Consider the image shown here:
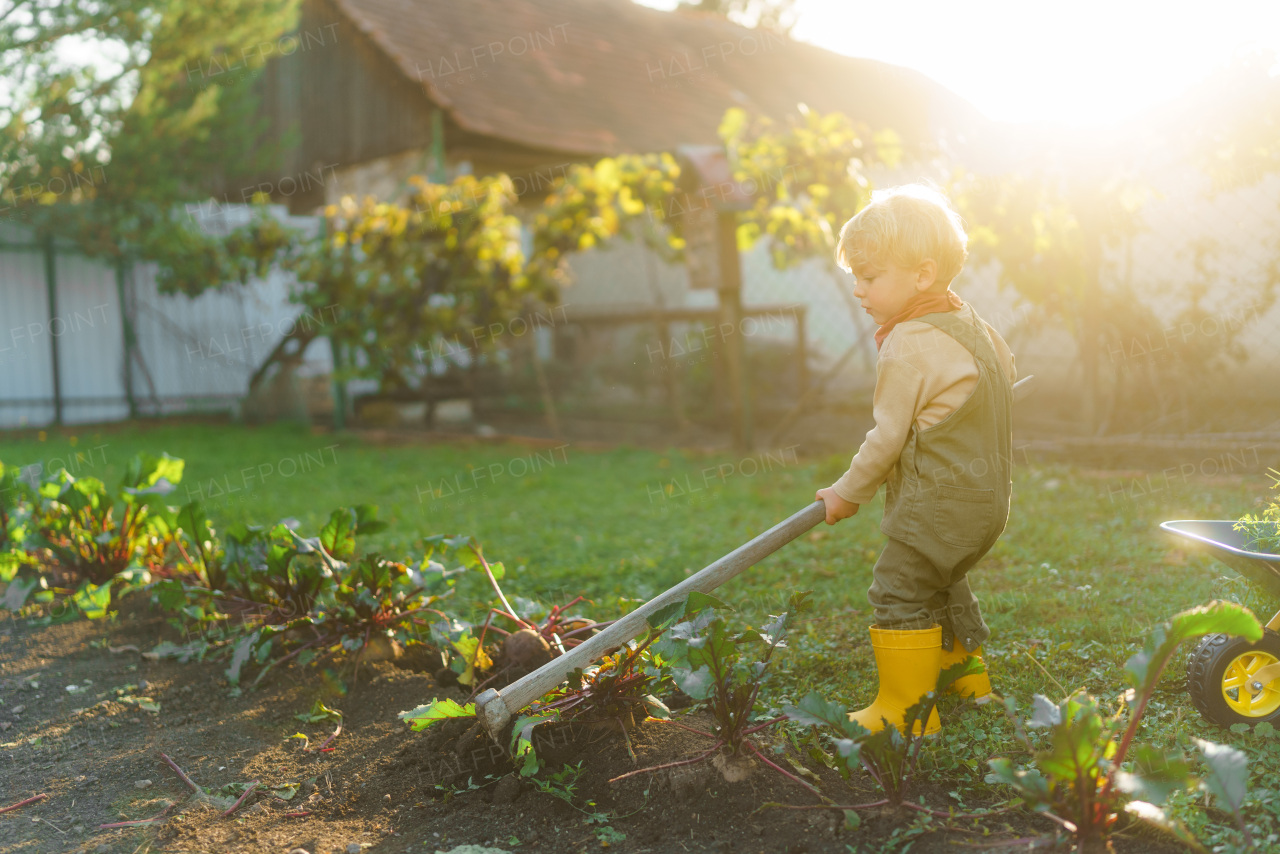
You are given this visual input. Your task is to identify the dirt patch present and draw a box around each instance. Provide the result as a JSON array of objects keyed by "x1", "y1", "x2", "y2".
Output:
[{"x1": 0, "y1": 599, "x2": 1187, "y2": 854}]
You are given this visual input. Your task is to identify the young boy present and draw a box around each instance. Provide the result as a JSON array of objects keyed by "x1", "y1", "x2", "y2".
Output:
[{"x1": 815, "y1": 183, "x2": 1016, "y2": 736}]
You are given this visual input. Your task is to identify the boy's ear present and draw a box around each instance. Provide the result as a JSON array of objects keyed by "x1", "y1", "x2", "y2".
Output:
[{"x1": 913, "y1": 259, "x2": 938, "y2": 292}]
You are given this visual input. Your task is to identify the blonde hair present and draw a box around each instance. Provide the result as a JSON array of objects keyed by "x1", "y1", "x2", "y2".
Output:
[{"x1": 835, "y1": 182, "x2": 968, "y2": 286}]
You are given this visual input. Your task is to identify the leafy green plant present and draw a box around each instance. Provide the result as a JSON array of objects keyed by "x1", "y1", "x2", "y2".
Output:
[
  {"x1": 33, "y1": 452, "x2": 184, "y2": 587},
  {"x1": 607, "y1": 590, "x2": 815, "y2": 790},
  {"x1": 985, "y1": 600, "x2": 1264, "y2": 852},
  {"x1": 0, "y1": 462, "x2": 43, "y2": 611},
  {"x1": 1236, "y1": 467, "x2": 1280, "y2": 553},
  {"x1": 289, "y1": 700, "x2": 343, "y2": 752},
  {"x1": 422, "y1": 536, "x2": 606, "y2": 692},
  {"x1": 777, "y1": 657, "x2": 984, "y2": 817},
  {"x1": 505, "y1": 634, "x2": 672, "y2": 777},
  {"x1": 155, "y1": 504, "x2": 466, "y2": 690},
  {"x1": 400, "y1": 632, "x2": 670, "y2": 780},
  {"x1": 0, "y1": 461, "x2": 36, "y2": 553}
]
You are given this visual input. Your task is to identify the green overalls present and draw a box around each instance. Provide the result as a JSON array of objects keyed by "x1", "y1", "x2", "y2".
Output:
[{"x1": 868, "y1": 308, "x2": 1013, "y2": 653}]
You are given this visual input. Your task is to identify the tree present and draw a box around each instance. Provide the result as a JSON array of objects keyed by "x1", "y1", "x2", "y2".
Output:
[
  {"x1": 189, "y1": 154, "x2": 687, "y2": 406},
  {"x1": 953, "y1": 158, "x2": 1279, "y2": 435},
  {"x1": 718, "y1": 105, "x2": 890, "y2": 269},
  {"x1": 1180, "y1": 48, "x2": 1280, "y2": 192},
  {"x1": 0, "y1": 0, "x2": 298, "y2": 266}
]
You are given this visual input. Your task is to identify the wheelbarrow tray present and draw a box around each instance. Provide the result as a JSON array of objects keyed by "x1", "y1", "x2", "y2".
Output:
[{"x1": 1161, "y1": 520, "x2": 1280, "y2": 599}]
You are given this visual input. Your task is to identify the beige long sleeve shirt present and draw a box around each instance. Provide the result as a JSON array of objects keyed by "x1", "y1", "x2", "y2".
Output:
[{"x1": 830, "y1": 303, "x2": 1017, "y2": 505}]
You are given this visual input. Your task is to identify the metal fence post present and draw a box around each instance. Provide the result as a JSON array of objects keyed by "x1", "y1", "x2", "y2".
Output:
[
  {"x1": 42, "y1": 234, "x2": 62, "y2": 425},
  {"x1": 115, "y1": 256, "x2": 138, "y2": 418},
  {"x1": 331, "y1": 336, "x2": 346, "y2": 430}
]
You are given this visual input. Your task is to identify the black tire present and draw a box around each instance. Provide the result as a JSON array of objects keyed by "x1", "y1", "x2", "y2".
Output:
[{"x1": 1186, "y1": 629, "x2": 1280, "y2": 728}]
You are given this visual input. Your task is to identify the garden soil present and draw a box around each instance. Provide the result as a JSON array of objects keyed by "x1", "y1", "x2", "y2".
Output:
[{"x1": 0, "y1": 600, "x2": 1187, "y2": 854}]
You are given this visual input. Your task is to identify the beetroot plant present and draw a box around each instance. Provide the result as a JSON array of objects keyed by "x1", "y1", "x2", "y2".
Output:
[
  {"x1": 986, "y1": 600, "x2": 1263, "y2": 853},
  {"x1": 607, "y1": 589, "x2": 817, "y2": 789},
  {"x1": 776, "y1": 657, "x2": 984, "y2": 816},
  {"x1": 34, "y1": 453, "x2": 184, "y2": 583},
  {"x1": 428, "y1": 534, "x2": 606, "y2": 692},
  {"x1": 154, "y1": 504, "x2": 463, "y2": 691}
]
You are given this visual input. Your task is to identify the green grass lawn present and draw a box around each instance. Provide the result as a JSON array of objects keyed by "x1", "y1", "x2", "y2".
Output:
[{"x1": 4, "y1": 419, "x2": 1277, "y2": 845}]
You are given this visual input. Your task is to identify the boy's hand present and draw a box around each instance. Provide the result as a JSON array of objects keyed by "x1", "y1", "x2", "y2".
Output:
[{"x1": 815, "y1": 487, "x2": 859, "y2": 525}]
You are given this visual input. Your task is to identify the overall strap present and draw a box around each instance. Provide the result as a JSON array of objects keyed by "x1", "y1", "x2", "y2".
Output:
[{"x1": 912, "y1": 310, "x2": 1001, "y2": 375}]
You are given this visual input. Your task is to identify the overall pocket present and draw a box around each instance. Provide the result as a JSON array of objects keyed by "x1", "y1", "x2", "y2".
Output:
[{"x1": 932, "y1": 483, "x2": 995, "y2": 548}]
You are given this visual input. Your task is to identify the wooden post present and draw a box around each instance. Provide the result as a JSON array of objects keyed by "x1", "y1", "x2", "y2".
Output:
[
  {"x1": 716, "y1": 210, "x2": 751, "y2": 451},
  {"x1": 795, "y1": 306, "x2": 809, "y2": 398},
  {"x1": 42, "y1": 234, "x2": 62, "y2": 426},
  {"x1": 114, "y1": 257, "x2": 138, "y2": 418},
  {"x1": 330, "y1": 337, "x2": 347, "y2": 430}
]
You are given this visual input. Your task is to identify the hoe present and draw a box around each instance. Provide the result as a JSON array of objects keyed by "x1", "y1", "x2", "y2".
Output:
[{"x1": 477, "y1": 374, "x2": 1038, "y2": 738}]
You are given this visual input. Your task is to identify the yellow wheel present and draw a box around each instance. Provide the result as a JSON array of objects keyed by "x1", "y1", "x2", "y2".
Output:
[
  {"x1": 1221, "y1": 649, "x2": 1280, "y2": 718},
  {"x1": 1188, "y1": 629, "x2": 1280, "y2": 727}
]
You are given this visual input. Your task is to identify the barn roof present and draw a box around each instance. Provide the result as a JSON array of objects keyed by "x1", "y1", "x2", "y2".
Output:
[{"x1": 326, "y1": 0, "x2": 988, "y2": 158}]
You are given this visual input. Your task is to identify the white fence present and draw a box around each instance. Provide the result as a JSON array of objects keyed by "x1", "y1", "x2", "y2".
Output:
[{"x1": 0, "y1": 207, "x2": 332, "y2": 429}]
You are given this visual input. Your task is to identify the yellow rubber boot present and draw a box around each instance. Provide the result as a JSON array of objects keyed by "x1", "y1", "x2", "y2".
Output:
[
  {"x1": 939, "y1": 638, "x2": 993, "y2": 703},
  {"x1": 848, "y1": 625, "x2": 943, "y2": 736}
]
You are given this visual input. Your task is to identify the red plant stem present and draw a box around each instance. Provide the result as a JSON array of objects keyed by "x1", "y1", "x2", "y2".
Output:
[
  {"x1": 99, "y1": 803, "x2": 175, "y2": 829},
  {"x1": 1099, "y1": 649, "x2": 1179, "y2": 807},
  {"x1": 743, "y1": 740, "x2": 826, "y2": 801},
  {"x1": 251, "y1": 636, "x2": 328, "y2": 687},
  {"x1": 650, "y1": 718, "x2": 717, "y2": 739},
  {"x1": 98, "y1": 817, "x2": 164, "y2": 829},
  {"x1": 222, "y1": 781, "x2": 259, "y2": 817},
  {"x1": 607, "y1": 742, "x2": 724, "y2": 784},
  {"x1": 314, "y1": 723, "x2": 342, "y2": 752},
  {"x1": 475, "y1": 610, "x2": 498, "y2": 658},
  {"x1": 741, "y1": 715, "x2": 787, "y2": 735},
  {"x1": 282, "y1": 810, "x2": 312, "y2": 818},
  {"x1": 159, "y1": 752, "x2": 201, "y2": 793},
  {"x1": 174, "y1": 538, "x2": 196, "y2": 570},
  {"x1": 0, "y1": 793, "x2": 48, "y2": 814},
  {"x1": 548, "y1": 596, "x2": 586, "y2": 619},
  {"x1": 471, "y1": 546, "x2": 530, "y2": 629},
  {"x1": 767, "y1": 799, "x2": 891, "y2": 813}
]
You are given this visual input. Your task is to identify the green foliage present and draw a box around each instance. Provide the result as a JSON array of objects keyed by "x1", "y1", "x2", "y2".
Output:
[
  {"x1": 205, "y1": 154, "x2": 687, "y2": 399},
  {"x1": 654, "y1": 589, "x2": 811, "y2": 751},
  {"x1": 952, "y1": 150, "x2": 1278, "y2": 433},
  {"x1": 782, "y1": 658, "x2": 980, "y2": 808},
  {"x1": 399, "y1": 698, "x2": 475, "y2": 732},
  {"x1": 1, "y1": 0, "x2": 299, "y2": 274},
  {"x1": 985, "y1": 600, "x2": 1263, "y2": 850},
  {"x1": 1235, "y1": 468, "x2": 1280, "y2": 554},
  {"x1": 31, "y1": 451, "x2": 184, "y2": 586},
  {"x1": 718, "y1": 105, "x2": 880, "y2": 270}
]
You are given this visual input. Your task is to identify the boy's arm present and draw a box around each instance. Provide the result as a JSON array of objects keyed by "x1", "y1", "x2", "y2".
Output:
[{"x1": 829, "y1": 355, "x2": 925, "y2": 505}]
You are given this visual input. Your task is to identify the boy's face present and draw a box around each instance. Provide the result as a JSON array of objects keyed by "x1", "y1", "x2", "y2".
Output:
[{"x1": 850, "y1": 259, "x2": 938, "y2": 326}]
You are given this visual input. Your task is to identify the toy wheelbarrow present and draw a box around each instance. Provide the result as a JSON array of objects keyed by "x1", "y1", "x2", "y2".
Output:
[{"x1": 1161, "y1": 520, "x2": 1280, "y2": 727}]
